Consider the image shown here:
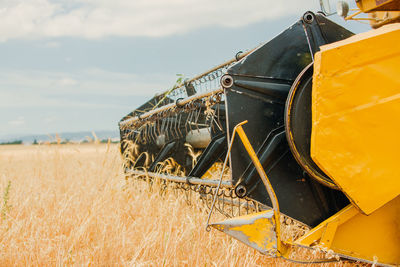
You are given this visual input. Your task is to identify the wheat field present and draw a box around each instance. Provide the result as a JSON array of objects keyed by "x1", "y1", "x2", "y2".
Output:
[{"x1": 0, "y1": 144, "x2": 357, "y2": 266}]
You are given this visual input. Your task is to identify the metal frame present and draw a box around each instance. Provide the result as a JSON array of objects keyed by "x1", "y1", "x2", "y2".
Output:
[{"x1": 125, "y1": 169, "x2": 232, "y2": 188}]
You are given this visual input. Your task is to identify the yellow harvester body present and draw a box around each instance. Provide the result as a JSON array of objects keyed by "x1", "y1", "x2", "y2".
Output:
[
  {"x1": 308, "y1": 22, "x2": 400, "y2": 265},
  {"x1": 212, "y1": 2, "x2": 400, "y2": 265},
  {"x1": 311, "y1": 23, "x2": 400, "y2": 215}
]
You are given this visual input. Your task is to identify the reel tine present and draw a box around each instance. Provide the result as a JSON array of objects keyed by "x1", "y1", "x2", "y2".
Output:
[
  {"x1": 157, "y1": 118, "x2": 161, "y2": 137},
  {"x1": 152, "y1": 122, "x2": 157, "y2": 143},
  {"x1": 177, "y1": 113, "x2": 183, "y2": 138},
  {"x1": 170, "y1": 115, "x2": 175, "y2": 139},
  {"x1": 165, "y1": 117, "x2": 170, "y2": 140},
  {"x1": 145, "y1": 123, "x2": 149, "y2": 144},
  {"x1": 186, "y1": 109, "x2": 192, "y2": 133},
  {"x1": 174, "y1": 114, "x2": 179, "y2": 139},
  {"x1": 160, "y1": 117, "x2": 166, "y2": 135},
  {"x1": 171, "y1": 115, "x2": 177, "y2": 139},
  {"x1": 165, "y1": 116, "x2": 170, "y2": 140},
  {"x1": 216, "y1": 98, "x2": 222, "y2": 130},
  {"x1": 195, "y1": 107, "x2": 201, "y2": 132},
  {"x1": 142, "y1": 124, "x2": 147, "y2": 143},
  {"x1": 169, "y1": 116, "x2": 174, "y2": 139},
  {"x1": 150, "y1": 122, "x2": 156, "y2": 144}
]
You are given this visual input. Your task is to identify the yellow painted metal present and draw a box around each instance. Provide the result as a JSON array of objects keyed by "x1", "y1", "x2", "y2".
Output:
[
  {"x1": 295, "y1": 196, "x2": 400, "y2": 265},
  {"x1": 344, "y1": 0, "x2": 400, "y2": 28},
  {"x1": 319, "y1": 219, "x2": 338, "y2": 249},
  {"x1": 345, "y1": 9, "x2": 363, "y2": 20},
  {"x1": 356, "y1": 0, "x2": 400, "y2": 12},
  {"x1": 205, "y1": 120, "x2": 246, "y2": 229},
  {"x1": 211, "y1": 210, "x2": 278, "y2": 255},
  {"x1": 209, "y1": 122, "x2": 286, "y2": 255},
  {"x1": 311, "y1": 23, "x2": 400, "y2": 215},
  {"x1": 368, "y1": 11, "x2": 400, "y2": 28},
  {"x1": 235, "y1": 124, "x2": 284, "y2": 255},
  {"x1": 295, "y1": 205, "x2": 358, "y2": 247},
  {"x1": 211, "y1": 120, "x2": 400, "y2": 264}
]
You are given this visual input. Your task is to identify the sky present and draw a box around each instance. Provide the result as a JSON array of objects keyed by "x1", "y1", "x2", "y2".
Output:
[{"x1": 0, "y1": 0, "x2": 369, "y2": 138}]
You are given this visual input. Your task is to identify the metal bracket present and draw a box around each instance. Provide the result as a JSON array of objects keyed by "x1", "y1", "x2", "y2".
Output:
[
  {"x1": 207, "y1": 120, "x2": 286, "y2": 256},
  {"x1": 294, "y1": 205, "x2": 358, "y2": 248}
]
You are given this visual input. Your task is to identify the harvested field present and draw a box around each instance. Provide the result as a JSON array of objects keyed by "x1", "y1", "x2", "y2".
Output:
[{"x1": 0, "y1": 144, "x2": 358, "y2": 266}]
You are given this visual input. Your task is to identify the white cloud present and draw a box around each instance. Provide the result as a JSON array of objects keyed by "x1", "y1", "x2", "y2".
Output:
[
  {"x1": 57, "y1": 77, "x2": 78, "y2": 86},
  {"x1": 0, "y1": 68, "x2": 173, "y2": 108},
  {"x1": 0, "y1": 0, "x2": 318, "y2": 41},
  {"x1": 8, "y1": 116, "x2": 25, "y2": 126}
]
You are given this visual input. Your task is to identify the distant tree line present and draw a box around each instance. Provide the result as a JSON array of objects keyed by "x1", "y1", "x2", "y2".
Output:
[
  {"x1": 0, "y1": 138, "x2": 119, "y2": 145},
  {"x1": 0, "y1": 140, "x2": 23, "y2": 145}
]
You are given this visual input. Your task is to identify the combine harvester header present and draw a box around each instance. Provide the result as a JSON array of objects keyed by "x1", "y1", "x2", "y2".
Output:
[{"x1": 119, "y1": 0, "x2": 400, "y2": 265}]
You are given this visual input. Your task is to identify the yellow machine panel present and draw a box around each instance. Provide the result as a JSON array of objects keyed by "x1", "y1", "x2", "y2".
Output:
[
  {"x1": 329, "y1": 197, "x2": 400, "y2": 264},
  {"x1": 295, "y1": 196, "x2": 400, "y2": 265},
  {"x1": 211, "y1": 210, "x2": 278, "y2": 256},
  {"x1": 311, "y1": 23, "x2": 400, "y2": 215},
  {"x1": 356, "y1": 0, "x2": 400, "y2": 12},
  {"x1": 368, "y1": 11, "x2": 400, "y2": 28}
]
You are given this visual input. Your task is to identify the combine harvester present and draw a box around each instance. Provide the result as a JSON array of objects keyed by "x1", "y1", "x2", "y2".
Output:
[{"x1": 120, "y1": 0, "x2": 400, "y2": 265}]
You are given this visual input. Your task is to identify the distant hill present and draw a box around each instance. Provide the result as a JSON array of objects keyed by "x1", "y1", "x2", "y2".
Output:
[{"x1": 0, "y1": 130, "x2": 119, "y2": 144}]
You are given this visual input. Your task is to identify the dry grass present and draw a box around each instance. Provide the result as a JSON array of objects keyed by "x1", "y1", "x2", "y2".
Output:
[{"x1": 0, "y1": 144, "x2": 356, "y2": 266}]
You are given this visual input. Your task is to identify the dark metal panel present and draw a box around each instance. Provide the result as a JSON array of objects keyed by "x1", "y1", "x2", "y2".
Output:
[
  {"x1": 224, "y1": 13, "x2": 353, "y2": 227},
  {"x1": 188, "y1": 133, "x2": 227, "y2": 178},
  {"x1": 227, "y1": 21, "x2": 311, "y2": 80},
  {"x1": 314, "y1": 13, "x2": 354, "y2": 44},
  {"x1": 226, "y1": 84, "x2": 286, "y2": 184}
]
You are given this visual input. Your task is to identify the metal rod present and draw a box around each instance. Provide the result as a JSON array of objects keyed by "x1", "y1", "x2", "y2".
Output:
[
  {"x1": 119, "y1": 88, "x2": 223, "y2": 126},
  {"x1": 119, "y1": 48, "x2": 258, "y2": 127},
  {"x1": 344, "y1": 9, "x2": 362, "y2": 20},
  {"x1": 205, "y1": 120, "x2": 247, "y2": 231},
  {"x1": 125, "y1": 169, "x2": 232, "y2": 188},
  {"x1": 185, "y1": 49, "x2": 254, "y2": 84},
  {"x1": 199, "y1": 194, "x2": 269, "y2": 212}
]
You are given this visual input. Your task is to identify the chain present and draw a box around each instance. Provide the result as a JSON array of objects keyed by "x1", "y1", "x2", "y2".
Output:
[
  {"x1": 127, "y1": 172, "x2": 265, "y2": 218},
  {"x1": 168, "y1": 64, "x2": 232, "y2": 100},
  {"x1": 119, "y1": 59, "x2": 233, "y2": 132}
]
